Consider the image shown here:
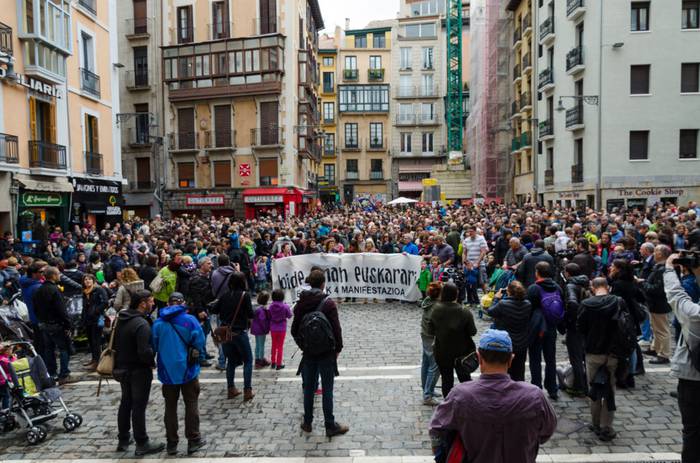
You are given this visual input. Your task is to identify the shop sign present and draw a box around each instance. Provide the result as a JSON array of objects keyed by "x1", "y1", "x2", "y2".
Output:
[
  {"x1": 186, "y1": 194, "x2": 226, "y2": 206},
  {"x1": 422, "y1": 178, "x2": 438, "y2": 186},
  {"x1": 74, "y1": 182, "x2": 120, "y2": 194},
  {"x1": 558, "y1": 191, "x2": 581, "y2": 199},
  {"x1": 616, "y1": 187, "x2": 685, "y2": 197},
  {"x1": 21, "y1": 193, "x2": 63, "y2": 207},
  {"x1": 0, "y1": 71, "x2": 63, "y2": 98},
  {"x1": 106, "y1": 206, "x2": 122, "y2": 216},
  {"x1": 244, "y1": 195, "x2": 283, "y2": 204},
  {"x1": 239, "y1": 163, "x2": 252, "y2": 177}
]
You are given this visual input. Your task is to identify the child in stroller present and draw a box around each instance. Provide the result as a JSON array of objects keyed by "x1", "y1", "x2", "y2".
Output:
[{"x1": 0, "y1": 341, "x2": 82, "y2": 445}]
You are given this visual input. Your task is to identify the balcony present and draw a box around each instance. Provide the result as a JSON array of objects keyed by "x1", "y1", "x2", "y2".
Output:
[
  {"x1": 85, "y1": 151, "x2": 103, "y2": 175},
  {"x1": 128, "y1": 181, "x2": 156, "y2": 192},
  {"x1": 28, "y1": 141, "x2": 67, "y2": 170},
  {"x1": 251, "y1": 127, "x2": 283, "y2": 147},
  {"x1": 125, "y1": 70, "x2": 151, "y2": 90},
  {"x1": 346, "y1": 171, "x2": 359, "y2": 181},
  {"x1": 566, "y1": 46, "x2": 584, "y2": 74},
  {"x1": 342, "y1": 139, "x2": 361, "y2": 151},
  {"x1": 209, "y1": 22, "x2": 233, "y2": 40},
  {"x1": 78, "y1": 0, "x2": 96, "y2": 15},
  {"x1": 520, "y1": 92, "x2": 532, "y2": 111},
  {"x1": 566, "y1": 105, "x2": 584, "y2": 130},
  {"x1": 80, "y1": 68, "x2": 101, "y2": 98},
  {"x1": 539, "y1": 119, "x2": 553, "y2": 139},
  {"x1": 571, "y1": 164, "x2": 583, "y2": 183},
  {"x1": 0, "y1": 22, "x2": 12, "y2": 56},
  {"x1": 567, "y1": 0, "x2": 585, "y2": 21},
  {"x1": 513, "y1": 29, "x2": 522, "y2": 47},
  {"x1": 125, "y1": 18, "x2": 151, "y2": 38},
  {"x1": 322, "y1": 115, "x2": 335, "y2": 125},
  {"x1": 168, "y1": 132, "x2": 200, "y2": 151},
  {"x1": 367, "y1": 137, "x2": 386, "y2": 151},
  {"x1": 418, "y1": 113, "x2": 438, "y2": 125},
  {"x1": 511, "y1": 138, "x2": 521, "y2": 153},
  {"x1": 368, "y1": 68, "x2": 385, "y2": 82},
  {"x1": 544, "y1": 169, "x2": 554, "y2": 186},
  {"x1": 520, "y1": 131, "x2": 532, "y2": 149},
  {"x1": 522, "y1": 13, "x2": 532, "y2": 35},
  {"x1": 322, "y1": 83, "x2": 335, "y2": 94},
  {"x1": 539, "y1": 17, "x2": 555, "y2": 44},
  {"x1": 369, "y1": 171, "x2": 384, "y2": 180},
  {"x1": 0, "y1": 133, "x2": 19, "y2": 164},
  {"x1": 396, "y1": 114, "x2": 417, "y2": 125},
  {"x1": 395, "y1": 85, "x2": 440, "y2": 99},
  {"x1": 511, "y1": 100, "x2": 521, "y2": 119},
  {"x1": 522, "y1": 52, "x2": 532, "y2": 74},
  {"x1": 513, "y1": 64, "x2": 521, "y2": 81},
  {"x1": 538, "y1": 68, "x2": 554, "y2": 91},
  {"x1": 126, "y1": 127, "x2": 151, "y2": 148},
  {"x1": 205, "y1": 130, "x2": 236, "y2": 149},
  {"x1": 343, "y1": 69, "x2": 359, "y2": 81}
]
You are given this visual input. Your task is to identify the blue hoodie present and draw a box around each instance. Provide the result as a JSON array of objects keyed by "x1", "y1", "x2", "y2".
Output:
[
  {"x1": 152, "y1": 305, "x2": 206, "y2": 385},
  {"x1": 20, "y1": 276, "x2": 42, "y2": 325}
]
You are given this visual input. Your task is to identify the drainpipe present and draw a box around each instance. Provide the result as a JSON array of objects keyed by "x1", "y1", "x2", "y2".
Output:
[{"x1": 596, "y1": 1, "x2": 604, "y2": 210}]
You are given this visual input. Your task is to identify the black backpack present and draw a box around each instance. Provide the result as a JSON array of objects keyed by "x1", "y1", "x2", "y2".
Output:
[
  {"x1": 610, "y1": 301, "x2": 638, "y2": 358},
  {"x1": 296, "y1": 297, "x2": 335, "y2": 356}
]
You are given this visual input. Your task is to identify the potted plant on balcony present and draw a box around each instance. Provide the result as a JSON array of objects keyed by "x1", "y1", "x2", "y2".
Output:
[{"x1": 372, "y1": 136, "x2": 380, "y2": 148}]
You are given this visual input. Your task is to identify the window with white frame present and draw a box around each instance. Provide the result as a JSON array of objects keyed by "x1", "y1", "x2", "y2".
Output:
[
  {"x1": 399, "y1": 75, "x2": 412, "y2": 96},
  {"x1": 400, "y1": 47, "x2": 412, "y2": 69},
  {"x1": 369, "y1": 55, "x2": 382, "y2": 70},
  {"x1": 411, "y1": 0, "x2": 439, "y2": 17},
  {"x1": 344, "y1": 55, "x2": 357, "y2": 70},
  {"x1": 422, "y1": 47, "x2": 434, "y2": 69},
  {"x1": 403, "y1": 23, "x2": 437, "y2": 39},
  {"x1": 400, "y1": 132, "x2": 412, "y2": 154},
  {"x1": 369, "y1": 123, "x2": 383, "y2": 147},
  {"x1": 398, "y1": 103, "x2": 413, "y2": 123},
  {"x1": 422, "y1": 132, "x2": 434, "y2": 154},
  {"x1": 323, "y1": 102, "x2": 335, "y2": 122},
  {"x1": 421, "y1": 74, "x2": 434, "y2": 95},
  {"x1": 421, "y1": 103, "x2": 435, "y2": 122}
]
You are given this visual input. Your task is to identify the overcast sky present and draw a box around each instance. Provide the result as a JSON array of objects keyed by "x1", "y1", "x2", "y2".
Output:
[{"x1": 317, "y1": 0, "x2": 399, "y2": 33}]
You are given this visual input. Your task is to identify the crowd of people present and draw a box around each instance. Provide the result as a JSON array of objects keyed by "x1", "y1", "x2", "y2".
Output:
[{"x1": 0, "y1": 198, "x2": 698, "y2": 461}]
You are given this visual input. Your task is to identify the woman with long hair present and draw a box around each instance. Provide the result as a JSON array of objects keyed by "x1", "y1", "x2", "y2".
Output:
[
  {"x1": 82, "y1": 273, "x2": 109, "y2": 371},
  {"x1": 113, "y1": 267, "x2": 145, "y2": 312}
]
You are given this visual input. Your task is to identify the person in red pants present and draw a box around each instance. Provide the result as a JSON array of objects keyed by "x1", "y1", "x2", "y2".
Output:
[{"x1": 268, "y1": 289, "x2": 292, "y2": 370}]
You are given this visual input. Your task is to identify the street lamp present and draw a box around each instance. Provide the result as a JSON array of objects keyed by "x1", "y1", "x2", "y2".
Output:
[{"x1": 555, "y1": 95, "x2": 600, "y2": 112}]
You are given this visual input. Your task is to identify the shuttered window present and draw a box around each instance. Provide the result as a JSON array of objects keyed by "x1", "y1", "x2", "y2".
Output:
[
  {"x1": 259, "y1": 158, "x2": 278, "y2": 186},
  {"x1": 214, "y1": 105, "x2": 231, "y2": 147},
  {"x1": 630, "y1": 65, "x2": 650, "y2": 94},
  {"x1": 178, "y1": 162, "x2": 195, "y2": 188},
  {"x1": 136, "y1": 158, "x2": 150, "y2": 185},
  {"x1": 213, "y1": 160, "x2": 231, "y2": 186},
  {"x1": 178, "y1": 107, "x2": 195, "y2": 149}
]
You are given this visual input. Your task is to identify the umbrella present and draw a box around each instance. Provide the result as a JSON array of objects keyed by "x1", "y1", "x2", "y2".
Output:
[{"x1": 387, "y1": 197, "x2": 419, "y2": 206}]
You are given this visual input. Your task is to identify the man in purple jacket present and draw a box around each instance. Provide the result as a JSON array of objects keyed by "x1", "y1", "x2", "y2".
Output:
[{"x1": 429, "y1": 329, "x2": 557, "y2": 463}]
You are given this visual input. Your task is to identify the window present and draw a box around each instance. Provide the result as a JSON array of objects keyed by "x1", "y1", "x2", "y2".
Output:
[
  {"x1": 323, "y1": 56, "x2": 334, "y2": 66},
  {"x1": 629, "y1": 130, "x2": 649, "y2": 160},
  {"x1": 680, "y1": 129, "x2": 698, "y2": 159},
  {"x1": 324, "y1": 133, "x2": 335, "y2": 153},
  {"x1": 401, "y1": 132, "x2": 412, "y2": 154},
  {"x1": 212, "y1": 1, "x2": 230, "y2": 39},
  {"x1": 324, "y1": 164, "x2": 336, "y2": 182},
  {"x1": 133, "y1": 0, "x2": 148, "y2": 34},
  {"x1": 135, "y1": 157, "x2": 151, "y2": 188},
  {"x1": 323, "y1": 102, "x2": 334, "y2": 122},
  {"x1": 403, "y1": 23, "x2": 437, "y2": 39},
  {"x1": 421, "y1": 74, "x2": 434, "y2": 95},
  {"x1": 133, "y1": 46, "x2": 148, "y2": 86},
  {"x1": 177, "y1": 6, "x2": 193, "y2": 43},
  {"x1": 134, "y1": 103, "x2": 149, "y2": 144},
  {"x1": 574, "y1": 139, "x2": 583, "y2": 166},
  {"x1": 213, "y1": 160, "x2": 231, "y2": 187},
  {"x1": 369, "y1": 122, "x2": 383, "y2": 147},
  {"x1": 630, "y1": 65, "x2": 650, "y2": 94},
  {"x1": 346, "y1": 159, "x2": 358, "y2": 172},
  {"x1": 344, "y1": 55, "x2": 357, "y2": 70},
  {"x1": 259, "y1": 158, "x2": 278, "y2": 185},
  {"x1": 322, "y1": 71, "x2": 334, "y2": 92},
  {"x1": 373, "y1": 33, "x2": 386, "y2": 48},
  {"x1": 344, "y1": 123, "x2": 358, "y2": 148},
  {"x1": 422, "y1": 132, "x2": 434, "y2": 153},
  {"x1": 354, "y1": 34, "x2": 367, "y2": 48},
  {"x1": 178, "y1": 162, "x2": 195, "y2": 188},
  {"x1": 631, "y1": 2, "x2": 650, "y2": 31},
  {"x1": 259, "y1": 0, "x2": 277, "y2": 34},
  {"x1": 681, "y1": 63, "x2": 700, "y2": 93},
  {"x1": 369, "y1": 55, "x2": 382, "y2": 70},
  {"x1": 338, "y1": 85, "x2": 390, "y2": 112},
  {"x1": 80, "y1": 31, "x2": 94, "y2": 71},
  {"x1": 400, "y1": 47, "x2": 411, "y2": 69},
  {"x1": 370, "y1": 159, "x2": 383, "y2": 176},
  {"x1": 682, "y1": 1, "x2": 699, "y2": 29},
  {"x1": 546, "y1": 147, "x2": 554, "y2": 169},
  {"x1": 421, "y1": 103, "x2": 435, "y2": 122},
  {"x1": 422, "y1": 47, "x2": 433, "y2": 69},
  {"x1": 411, "y1": 0, "x2": 438, "y2": 16}
]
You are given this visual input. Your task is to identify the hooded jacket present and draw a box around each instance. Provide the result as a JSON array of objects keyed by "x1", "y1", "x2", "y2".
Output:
[
  {"x1": 564, "y1": 275, "x2": 590, "y2": 333},
  {"x1": 20, "y1": 276, "x2": 42, "y2": 325},
  {"x1": 113, "y1": 280, "x2": 145, "y2": 312},
  {"x1": 429, "y1": 301, "x2": 477, "y2": 368},
  {"x1": 152, "y1": 304, "x2": 206, "y2": 385},
  {"x1": 113, "y1": 308, "x2": 155, "y2": 372},
  {"x1": 577, "y1": 294, "x2": 622, "y2": 355},
  {"x1": 517, "y1": 248, "x2": 554, "y2": 287},
  {"x1": 211, "y1": 265, "x2": 235, "y2": 299},
  {"x1": 526, "y1": 278, "x2": 562, "y2": 330},
  {"x1": 487, "y1": 296, "x2": 532, "y2": 352},
  {"x1": 291, "y1": 288, "x2": 343, "y2": 359}
]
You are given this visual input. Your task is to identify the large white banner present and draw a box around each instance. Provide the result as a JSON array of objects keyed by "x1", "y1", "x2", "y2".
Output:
[{"x1": 271, "y1": 253, "x2": 423, "y2": 303}]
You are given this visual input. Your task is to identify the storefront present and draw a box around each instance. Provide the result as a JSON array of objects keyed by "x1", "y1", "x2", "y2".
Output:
[
  {"x1": 70, "y1": 178, "x2": 124, "y2": 228},
  {"x1": 602, "y1": 186, "x2": 697, "y2": 211},
  {"x1": 242, "y1": 187, "x2": 309, "y2": 220},
  {"x1": 15, "y1": 175, "x2": 74, "y2": 241}
]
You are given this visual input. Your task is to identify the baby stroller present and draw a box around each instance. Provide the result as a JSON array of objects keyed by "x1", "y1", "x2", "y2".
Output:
[
  {"x1": 0, "y1": 293, "x2": 33, "y2": 342},
  {"x1": 0, "y1": 341, "x2": 83, "y2": 444}
]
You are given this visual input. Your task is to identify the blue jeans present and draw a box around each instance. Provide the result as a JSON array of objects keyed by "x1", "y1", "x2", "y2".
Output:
[
  {"x1": 421, "y1": 335, "x2": 440, "y2": 400},
  {"x1": 254, "y1": 335, "x2": 266, "y2": 360},
  {"x1": 301, "y1": 356, "x2": 336, "y2": 428},
  {"x1": 211, "y1": 315, "x2": 226, "y2": 369},
  {"x1": 222, "y1": 331, "x2": 253, "y2": 389},
  {"x1": 529, "y1": 325, "x2": 558, "y2": 396},
  {"x1": 641, "y1": 318, "x2": 652, "y2": 342},
  {"x1": 41, "y1": 327, "x2": 71, "y2": 379}
]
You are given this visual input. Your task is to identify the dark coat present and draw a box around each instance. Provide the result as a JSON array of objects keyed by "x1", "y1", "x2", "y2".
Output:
[
  {"x1": 517, "y1": 248, "x2": 554, "y2": 287},
  {"x1": 572, "y1": 252, "x2": 596, "y2": 279},
  {"x1": 82, "y1": 285, "x2": 109, "y2": 325},
  {"x1": 564, "y1": 275, "x2": 590, "y2": 333},
  {"x1": 32, "y1": 281, "x2": 71, "y2": 330},
  {"x1": 429, "y1": 301, "x2": 477, "y2": 368},
  {"x1": 291, "y1": 289, "x2": 343, "y2": 359},
  {"x1": 138, "y1": 265, "x2": 158, "y2": 289},
  {"x1": 610, "y1": 278, "x2": 646, "y2": 334},
  {"x1": 211, "y1": 290, "x2": 254, "y2": 332},
  {"x1": 487, "y1": 296, "x2": 532, "y2": 352},
  {"x1": 577, "y1": 294, "x2": 624, "y2": 355},
  {"x1": 113, "y1": 308, "x2": 156, "y2": 372},
  {"x1": 642, "y1": 263, "x2": 672, "y2": 314}
]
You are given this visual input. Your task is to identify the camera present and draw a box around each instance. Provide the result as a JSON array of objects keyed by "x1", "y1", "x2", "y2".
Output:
[{"x1": 673, "y1": 250, "x2": 700, "y2": 269}]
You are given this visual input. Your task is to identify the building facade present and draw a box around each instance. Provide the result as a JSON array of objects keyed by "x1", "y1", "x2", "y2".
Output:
[
  {"x1": 337, "y1": 23, "x2": 393, "y2": 203},
  {"x1": 391, "y1": 0, "x2": 447, "y2": 200},
  {"x1": 317, "y1": 34, "x2": 338, "y2": 203},
  {"x1": 535, "y1": 0, "x2": 700, "y2": 210},
  {"x1": 0, "y1": 0, "x2": 122, "y2": 236},
  {"x1": 160, "y1": 0, "x2": 323, "y2": 219},
  {"x1": 117, "y1": 0, "x2": 164, "y2": 219}
]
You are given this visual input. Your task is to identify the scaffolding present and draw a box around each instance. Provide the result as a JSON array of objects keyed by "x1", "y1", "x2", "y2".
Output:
[{"x1": 467, "y1": 0, "x2": 512, "y2": 200}]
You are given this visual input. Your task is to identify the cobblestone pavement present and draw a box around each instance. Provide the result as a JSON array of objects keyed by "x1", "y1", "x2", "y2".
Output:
[{"x1": 0, "y1": 301, "x2": 684, "y2": 460}]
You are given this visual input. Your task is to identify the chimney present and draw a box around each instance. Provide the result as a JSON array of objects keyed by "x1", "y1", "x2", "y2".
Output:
[{"x1": 345, "y1": 18, "x2": 350, "y2": 30}]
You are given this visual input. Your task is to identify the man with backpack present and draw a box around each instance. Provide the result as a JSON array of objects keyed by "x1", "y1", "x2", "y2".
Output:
[
  {"x1": 527, "y1": 261, "x2": 563, "y2": 400},
  {"x1": 290, "y1": 269, "x2": 349, "y2": 438},
  {"x1": 562, "y1": 263, "x2": 590, "y2": 397},
  {"x1": 151, "y1": 292, "x2": 207, "y2": 456}
]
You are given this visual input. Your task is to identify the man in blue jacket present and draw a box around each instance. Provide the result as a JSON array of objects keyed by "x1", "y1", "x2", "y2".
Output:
[{"x1": 152, "y1": 292, "x2": 206, "y2": 456}]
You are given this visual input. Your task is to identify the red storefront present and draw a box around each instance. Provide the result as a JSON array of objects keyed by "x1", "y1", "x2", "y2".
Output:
[{"x1": 242, "y1": 188, "x2": 311, "y2": 220}]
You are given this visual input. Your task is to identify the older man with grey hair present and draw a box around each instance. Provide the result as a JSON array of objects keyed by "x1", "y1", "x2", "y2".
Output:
[
  {"x1": 504, "y1": 237, "x2": 528, "y2": 269},
  {"x1": 642, "y1": 245, "x2": 673, "y2": 364}
]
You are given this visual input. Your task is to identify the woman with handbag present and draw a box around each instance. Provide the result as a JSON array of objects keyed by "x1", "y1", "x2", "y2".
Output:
[
  {"x1": 211, "y1": 272, "x2": 255, "y2": 400},
  {"x1": 429, "y1": 282, "x2": 477, "y2": 399},
  {"x1": 82, "y1": 273, "x2": 109, "y2": 372}
]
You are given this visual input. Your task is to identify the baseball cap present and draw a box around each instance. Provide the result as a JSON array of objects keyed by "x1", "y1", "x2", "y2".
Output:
[
  {"x1": 478, "y1": 329, "x2": 513, "y2": 353},
  {"x1": 168, "y1": 292, "x2": 185, "y2": 304}
]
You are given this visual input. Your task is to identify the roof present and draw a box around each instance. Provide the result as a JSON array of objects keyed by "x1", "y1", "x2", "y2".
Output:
[
  {"x1": 364, "y1": 19, "x2": 396, "y2": 29},
  {"x1": 309, "y1": 0, "x2": 324, "y2": 30},
  {"x1": 345, "y1": 26, "x2": 392, "y2": 36}
]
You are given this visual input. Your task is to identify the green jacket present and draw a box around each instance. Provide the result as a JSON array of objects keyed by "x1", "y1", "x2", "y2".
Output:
[
  {"x1": 153, "y1": 266, "x2": 177, "y2": 302},
  {"x1": 430, "y1": 301, "x2": 477, "y2": 368},
  {"x1": 418, "y1": 269, "x2": 432, "y2": 292}
]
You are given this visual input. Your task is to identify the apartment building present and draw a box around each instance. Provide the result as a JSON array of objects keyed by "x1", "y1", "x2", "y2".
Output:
[
  {"x1": 318, "y1": 34, "x2": 338, "y2": 203},
  {"x1": 336, "y1": 22, "x2": 393, "y2": 203},
  {"x1": 160, "y1": 0, "x2": 323, "y2": 219},
  {"x1": 507, "y1": 0, "x2": 535, "y2": 204},
  {"x1": 0, "y1": 0, "x2": 122, "y2": 235},
  {"x1": 535, "y1": 0, "x2": 700, "y2": 210},
  {"x1": 117, "y1": 0, "x2": 164, "y2": 219},
  {"x1": 391, "y1": 0, "x2": 447, "y2": 200}
]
